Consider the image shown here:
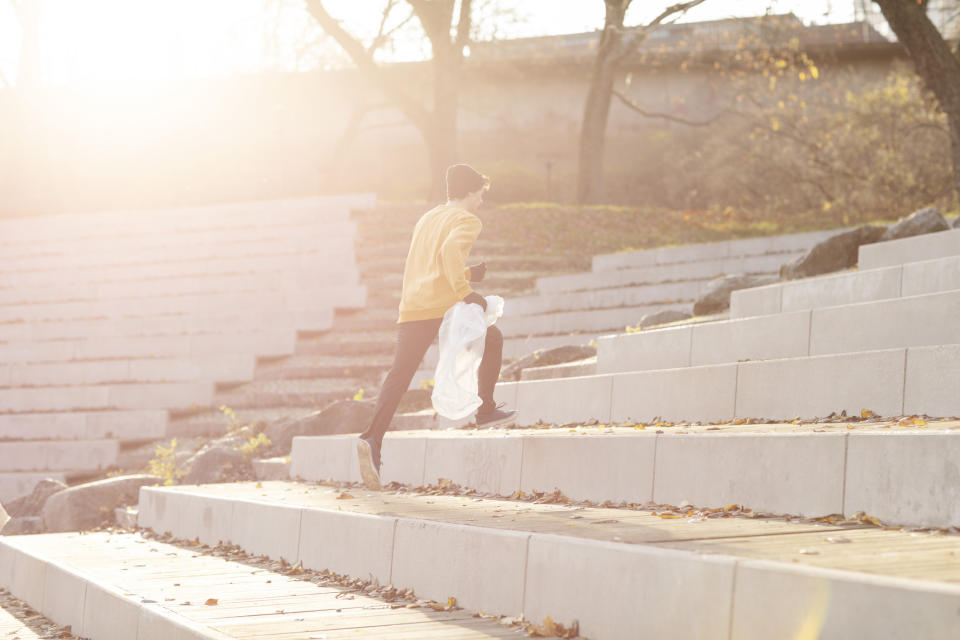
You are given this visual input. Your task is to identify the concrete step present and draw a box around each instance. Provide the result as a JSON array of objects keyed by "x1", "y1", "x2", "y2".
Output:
[
  {"x1": 536, "y1": 251, "x2": 797, "y2": 295},
  {"x1": 253, "y1": 354, "x2": 393, "y2": 381},
  {"x1": 0, "y1": 381, "x2": 215, "y2": 413},
  {"x1": 2, "y1": 355, "x2": 256, "y2": 387},
  {"x1": 859, "y1": 228, "x2": 960, "y2": 270},
  {"x1": 0, "y1": 330, "x2": 299, "y2": 364},
  {"x1": 591, "y1": 228, "x2": 842, "y2": 271},
  {"x1": 498, "y1": 302, "x2": 682, "y2": 338},
  {"x1": 167, "y1": 406, "x2": 321, "y2": 437},
  {"x1": 0, "y1": 268, "x2": 361, "y2": 306},
  {"x1": 0, "y1": 410, "x2": 167, "y2": 441},
  {"x1": 291, "y1": 422, "x2": 960, "y2": 528},
  {"x1": 293, "y1": 329, "x2": 396, "y2": 357},
  {"x1": 520, "y1": 357, "x2": 597, "y2": 381},
  {"x1": 138, "y1": 482, "x2": 960, "y2": 639},
  {"x1": 0, "y1": 286, "x2": 360, "y2": 323},
  {"x1": 507, "y1": 280, "x2": 703, "y2": 316},
  {"x1": 599, "y1": 289, "x2": 960, "y2": 375},
  {"x1": 422, "y1": 333, "x2": 603, "y2": 371},
  {"x1": 0, "y1": 252, "x2": 358, "y2": 289},
  {"x1": 252, "y1": 457, "x2": 290, "y2": 481},
  {"x1": 212, "y1": 378, "x2": 371, "y2": 411},
  {"x1": 0, "y1": 193, "x2": 373, "y2": 243},
  {"x1": 0, "y1": 529, "x2": 519, "y2": 640},
  {"x1": 494, "y1": 344, "x2": 960, "y2": 426},
  {"x1": 0, "y1": 440, "x2": 117, "y2": 472},
  {"x1": 732, "y1": 254, "x2": 960, "y2": 318},
  {"x1": 0, "y1": 309, "x2": 334, "y2": 342},
  {"x1": 0, "y1": 472, "x2": 67, "y2": 503}
]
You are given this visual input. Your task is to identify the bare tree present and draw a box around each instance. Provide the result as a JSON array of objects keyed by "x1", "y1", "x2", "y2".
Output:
[
  {"x1": 873, "y1": 0, "x2": 960, "y2": 202},
  {"x1": 10, "y1": 0, "x2": 41, "y2": 88},
  {"x1": 305, "y1": 0, "x2": 472, "y2": 199},
  {"x1": 577, "y1": 0, "x2": 708, "y2": 204}
]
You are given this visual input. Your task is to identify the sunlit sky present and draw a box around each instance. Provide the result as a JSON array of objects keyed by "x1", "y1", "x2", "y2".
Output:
[{"x1": 0, "y1": 0, "x2": 867, "y2": 89}]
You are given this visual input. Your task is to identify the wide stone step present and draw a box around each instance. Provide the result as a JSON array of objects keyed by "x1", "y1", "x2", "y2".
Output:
[
  {"x1": 0, "y1": 439, "x2": 117, "y2": 472},
  {"x1": 0, "y1": 330, "x2": 298, "y2": 364},
  {"x1": 0, "y1": 530, "x2": 518, "y2": 640},
  {"x1": 599, "y1": 288, "x2": 960, "y2": 375},
  {"x1": 495, "y1": 344, "x2": 960, "y2": 425},
  {"x1": 293, "y1": 329, "x2": 396, "y2": 357},
  {"x1": 0, "y1": 472, "x2": 67, "y2": 503},
  {"x1": 859, "y1": 227, "x2": 960, "y2": 270},
  {"x1": 0, "y1": 252, "x2": 358, "y2": 290},
  {"x1": 0, "y1": 193, "x2": 372, "y2": 243},
  {"x1": 0, "y1": 381, "x2": 215, "y2": 413},
  {"x1": 0, "y1": 286, "x2": 360, "y2": 323},
  {"x1": 536, "y1": 251, "x2": 798, "y2": 295},
  {"x1": 591, "y1": 228, "x2": 842, "y2": 271},
  {"x1": 0, "y1": 410, "x2": 167, "y2": 441},
  {"x1": 292, "y1": 422, "x2": 960, "y2": 529},
  {"x1": 253, "y1": 354, "x2": 393, "y2": 381},
  {"x1": 0, "y1": 309, "x2": 333, "y2": 342},
  {"x1": 2, "y1": 355, "x2": 256, "y2": 386},
  {"x1": 0, "y1": 268, "x2": 361, "y2": 306},
  {"x1": 497, "y1": 302, "x2": 683, "y2": 338},
  {"x1": 138, "y1": 482, "x2": 960, "y2": 639},
  {"x1": 506, "y1": 281, "x2": 703, "y2": 316},
  {"x1": 213, "y1": 378, "x2": 372, "y2": 410},
  {"x1": 422, "y1": 333, "x2": 602, "y2": 370},
  {"x1": 731, "y1": 254, "x2": 960, "y2": 318},
  {"x1": 167, "y1": 406, "x2": 322, "y2": 437}
]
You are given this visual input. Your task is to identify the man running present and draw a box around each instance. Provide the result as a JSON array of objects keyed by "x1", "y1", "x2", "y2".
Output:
[{"x1": 356, "y1": 164, "x2": 516, "y2": 490}]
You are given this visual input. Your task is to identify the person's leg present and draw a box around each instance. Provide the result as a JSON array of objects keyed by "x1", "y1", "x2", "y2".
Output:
[
  {"x1": 360, "y1": 318, "x2": 442, "y2": 451},
  {"x1": 476, "y1": 325, "x2": 504, "y2": 415}
]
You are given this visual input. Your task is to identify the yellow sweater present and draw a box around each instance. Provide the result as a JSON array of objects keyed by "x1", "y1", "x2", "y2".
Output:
[{"x1": 398, "y1": 203, "x2": 482, "y2": 323}]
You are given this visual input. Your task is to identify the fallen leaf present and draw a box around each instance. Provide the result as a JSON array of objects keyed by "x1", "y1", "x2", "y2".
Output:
[
  {"x1": 204, "y1": 598, "x2": 218, "y2": 606},
  {"x1": 336, "y1": 492, "x2": 354, "y2": 500},
  {"x1": 825, "y1": 536, "x2": 851, "y2": 544},
  {"x1": 861, "y1": 409, "x2": 876, "y2": 419}
]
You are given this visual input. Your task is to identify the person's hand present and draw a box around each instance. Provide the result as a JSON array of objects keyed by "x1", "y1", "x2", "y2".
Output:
[
  {"x1": 463, "y1": 291, "x2": 487, "y2": 311},
  {"x1": 468, "y1": 262, "x2": 487, "y2": 283}
]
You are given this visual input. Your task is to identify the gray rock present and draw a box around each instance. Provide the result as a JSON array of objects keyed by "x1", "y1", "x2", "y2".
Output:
[
  {"x1": 41, "y1": 475, "x2": 162, "y2": 533},
  {"x1": 265, "y1": 400, "x2": 375, "y2": 455},
  {"x1": 182, "y1": 446, "x2": 250, "y2": 485},
  {"x1": 501, "y1": 345, "x2": 598, "y2": 382},
  {"x1": 638, "y1": 309, "x2": 693, "y2": 329},
  {"x1": 114, "y1": 506, "x2": 139, "y2": 528},
  {"x1": 4, "y1": 478, "x2": 67, "y2": 517},
  {"x1": 693, "y1": 275, "x2": 776, "y2": 316},
  {"x1": 953, "y1": 216, "x2": 960, "y2": 229},
  {"x1": 780, "y1": 225, "x2": 887, "y2": 280},
  {"x1": 881, "y1": 207, "x2": 949, "y2": 242},
  {"x1": 2, "y1": 516, "x2": 43, "y2": 535}
]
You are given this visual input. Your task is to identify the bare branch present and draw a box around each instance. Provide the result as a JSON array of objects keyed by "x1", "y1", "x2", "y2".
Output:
[
  {"x1": 616, "y1": 0, "x2": 709, "y2": 63},
  {"x1": 612, "y1": 89, "x2": 730, "y2": 127},
  {"x1": 454, "y1": 0, "x2": 473, "y2": 52}
]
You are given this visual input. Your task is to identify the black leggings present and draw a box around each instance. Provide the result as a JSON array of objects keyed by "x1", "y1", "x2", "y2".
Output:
[{"x1": 360, "y1": 317, "x2": 504, "y2": 445}]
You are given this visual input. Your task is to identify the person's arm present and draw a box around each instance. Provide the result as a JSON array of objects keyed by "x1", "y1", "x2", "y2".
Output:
[{"x1": 439, "y1": 214, "x2": 482, "y2": 301}]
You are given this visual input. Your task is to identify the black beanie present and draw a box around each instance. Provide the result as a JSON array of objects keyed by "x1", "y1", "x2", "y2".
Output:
[{"x1": 446, "y1": 164, "x2": 489, "y2": 200}]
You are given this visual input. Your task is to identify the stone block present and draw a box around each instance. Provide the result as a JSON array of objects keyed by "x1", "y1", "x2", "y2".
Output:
[
  {"x1": 0, "y1": 440, "x2": 117, "y2": 472},
  {"x1": 858, "y1": 228, "x2": 960, "y2": 270},
  {"x1": 515, "y1": 375, "x2": 613, "y2": 426},
  {"x1": 81, "y1": 581, "x2": 142, "y2": 640},
  {"x1": 509, "y1": 282, "x2": 702, "y2": 316},
  {"x1": 524, "y1": 536, "x2": 735, "y2": 640},
  {"x1": 519, "y1": 434, "x2": 656, "y2": 503},
  {"x1": 290, "y1": 435, "x2": 361, "y2": 484},
  {"x1": 174, "y1": 493, "x2": 235, "y2": 546},
  {"x1": 298, "y1": 509, "x2": 395, "y2": 584},
  {"x1": 903, "y1": 344, "x2": 960, "y2": 418},
  {"x1": 845, "y1": 431, "x2": 960, "y2": 528},
  {"x1": 729, "y1": 283, "x2": 782, "y2": 317},
  {"x1": 499, "y1": 303, "x2": 677, "y2": 337},
  {"x1": 229, "y1": 500, "x2": 303, "y2": 564},
  {"x1": 10, "y1": 545, "x2": 47, "y2": 608},
  {"x1": 735, "y1": 350, "x2": 906, "y2": 420},
  {"x1": 42, "y1": 562, "x2": 87, "y2": 633},
  {"x1": 0, "y1": 472, "x2": 67, "y2": 503},
  {"x1": 731, "y1": 560, "x2": 960, "y2": 640},
  {"x1": 810, "y1": 291, "x2": 960, "y2": 356},
  {"x1": 108, "y1": 382, "x2": 215, "y2": 410},
  {"x1": 654, "y1": 433, "x2": 845, "y2": 516},
  {"x1": 380, "y1": 437, "x2": 426, "y2": 487},
  {"x1": 780, "y1": 266, "x2": 902, "y2": 313},
  {"x1": 611, "y1": 364, "x2": 738, "y2": 423},
  {"x1": 520, "y1": 357, "x2": 597, "y2": 381},
  {"x1": 391, "y1": 519, "x2": 529, "y2": 615},
  {"x1": 901, "y1": 255, "x2": 960, "y2": 297},
  {"x1": 595, "y1": 326, "x2": 691, "y2": 375},
  {"x1": 422, "y1": 434, "x2": 523, "y2": 495},
  {"x1": 0, "y1": 385, "x2": 109, "y2": 412},
  {"x1": 691, "y1": 310, "x2": 811, "y2": 366}
]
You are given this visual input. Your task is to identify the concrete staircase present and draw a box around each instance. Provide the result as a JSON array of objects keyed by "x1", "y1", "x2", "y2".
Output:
[{"x1": 0, "y1": 195, "x2": 372, "y2": 502}]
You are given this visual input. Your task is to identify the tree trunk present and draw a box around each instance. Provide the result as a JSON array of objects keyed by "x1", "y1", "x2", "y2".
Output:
[
  {"x1": 577, "y1": 1, "x2": 629, "y2": 204},
  {"x1": 874, "y1": 0, "x2": 960, "y2": 201}
]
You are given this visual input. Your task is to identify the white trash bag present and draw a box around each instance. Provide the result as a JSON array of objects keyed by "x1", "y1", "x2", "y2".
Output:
[{"x1": 431, "y1": 295, "x2": 504, "y2": 420}]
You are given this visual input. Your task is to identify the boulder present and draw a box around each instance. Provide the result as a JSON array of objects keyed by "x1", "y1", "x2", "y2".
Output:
[
  {"x1": 780, "y1": 225, "x2": 887, "y2": 280},
  {"x1": 181, "y1": 446, "x2": 250, "y2": 485},
  {"x1": 501, "y1": 345, "x2": 598, "y2": 382},
  {"x1": 881, "y1": 207, "x2": 949, "y2": 242},
  {"x1": 41, "y1": 475, "x2": 162, "y2": 533},
  {"x1": 693, "y1": 275, "x2": 777, "y2": 316},
  {"x1": 4, "y1": 478, "x2": 67, "y2": 517},
  {"x1": 397, "y1": 389, "x2": 433, "y2": 414},
  {"x1": 2, "y1": 516, "x2": 42, "y2": 535},
  {"x1": 264, "y1": 400, "x2": 375, "y2": 454},
  {"x1": 638, "y1": 309, "x2": 693, "y2": 329},
  {"x1": 953, "y1": 216, "x2": 960, "y2": 229}
]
